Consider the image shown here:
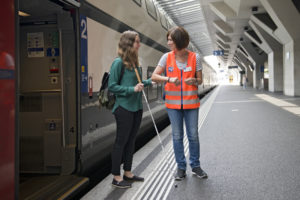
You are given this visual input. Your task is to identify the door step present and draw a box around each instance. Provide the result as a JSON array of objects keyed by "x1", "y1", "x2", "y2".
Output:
[{"x1": 20, "y1": 175, "x2": 89, "y2": 200}]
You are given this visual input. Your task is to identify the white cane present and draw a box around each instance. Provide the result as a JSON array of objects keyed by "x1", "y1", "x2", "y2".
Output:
[
  {"x1": 134, "y1": 68, "x2": 177, "y2": 176},
  {"x1": 134, "y1": 68, "x2": 165, "y2": 151}
]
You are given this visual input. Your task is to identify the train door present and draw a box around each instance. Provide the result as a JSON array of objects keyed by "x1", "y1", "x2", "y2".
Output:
[{"x1": 19, "y1": 0, "x2": 77, "y2": 175}]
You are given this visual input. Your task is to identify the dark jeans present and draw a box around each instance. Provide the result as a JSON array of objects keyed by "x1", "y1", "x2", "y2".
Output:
[{"x1": 111, "y1": 106, "x2": 143, "y2": 176}]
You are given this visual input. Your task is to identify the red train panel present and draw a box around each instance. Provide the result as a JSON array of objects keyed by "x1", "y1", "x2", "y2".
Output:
[{"x1": 0, "y1": 0, "x2": 16, "y2": 199}]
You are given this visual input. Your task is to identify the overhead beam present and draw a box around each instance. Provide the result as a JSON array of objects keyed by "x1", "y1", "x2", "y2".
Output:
[
  {"x1": 209, "y1": 1, "x2": 236, "y2": 21},
  {"x1": 215, "y1": 32, "x2": 231, "y2": 43},
  {"x1": 213, "y1": 20, "x2": 234, "y2": 35}
]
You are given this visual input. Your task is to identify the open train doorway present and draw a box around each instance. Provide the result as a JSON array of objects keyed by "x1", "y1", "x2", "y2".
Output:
[{"x1": 18, "y1": 0, "x2": 87, "y2": 199}]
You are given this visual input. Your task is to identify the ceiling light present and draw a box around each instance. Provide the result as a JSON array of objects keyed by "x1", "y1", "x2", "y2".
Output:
[{"x1": 18, "y1": 11, "x2": 30, "y2": 17}]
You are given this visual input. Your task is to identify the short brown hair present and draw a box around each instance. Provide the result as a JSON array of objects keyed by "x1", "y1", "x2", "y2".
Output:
[{"x1": 167, "y1": 27, "x2": 190, "y2": 50}]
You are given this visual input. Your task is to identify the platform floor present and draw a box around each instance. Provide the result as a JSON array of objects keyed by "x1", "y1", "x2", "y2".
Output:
[{"x1": 82, "y1": 85, "x2": 300, "y2": 200}]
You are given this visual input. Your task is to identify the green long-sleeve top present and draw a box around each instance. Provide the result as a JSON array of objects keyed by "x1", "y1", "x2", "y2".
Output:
[{"x1": 108, "y1": 57, "x2": 152, "y2": 113}]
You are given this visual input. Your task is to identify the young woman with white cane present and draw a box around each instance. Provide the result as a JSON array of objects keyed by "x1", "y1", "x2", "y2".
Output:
[{"x1": 108, "y1": 30, "x2": 152, "y2": 189}]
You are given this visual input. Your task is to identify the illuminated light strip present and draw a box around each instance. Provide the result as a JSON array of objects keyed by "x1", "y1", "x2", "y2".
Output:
[
  {"x1": 18, "y1": 11, "x2": 30, "y2": 17},
  {"x1": 256, "y1": 94, "x2": 300, "y2": 116}
]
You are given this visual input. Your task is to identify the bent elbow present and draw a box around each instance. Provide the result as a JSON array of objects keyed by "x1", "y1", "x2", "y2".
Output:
[{"x1": 151, "y1": 74, "x2": 158, "y2": 82}]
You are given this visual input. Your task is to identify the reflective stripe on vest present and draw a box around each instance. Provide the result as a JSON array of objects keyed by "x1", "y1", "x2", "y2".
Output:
[
  {"x1": 165, "y1": 90, "x2": 198, "y2": 96},
  {"x1": 165, "y1": 51, "x2": 200, "y2": 109}
]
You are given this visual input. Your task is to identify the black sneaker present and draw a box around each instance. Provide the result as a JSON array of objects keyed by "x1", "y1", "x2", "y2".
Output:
[
  {"x1": 112, "y1": 179, "x2": 132, "y2": 188},
  {"x1": 123, "y1": 175, "x2": 144, "y2": 182},
  {"x1": 192, "y1": 167, "x2": 208, "y2": 179},
  {"x1": 174, "y1": 168, "x2": 186, "y2": 180}
]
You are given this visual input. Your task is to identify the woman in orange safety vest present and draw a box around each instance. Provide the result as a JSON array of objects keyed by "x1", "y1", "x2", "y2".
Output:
[{"x1": 151, "y1": 27, "x2": 208, "y2": 180}]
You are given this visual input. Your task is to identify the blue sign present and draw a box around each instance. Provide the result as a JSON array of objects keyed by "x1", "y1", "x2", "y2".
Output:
[
  {"x1": 0, "y1": 69, "x2": 14, "y2": 79},
  {"x1": 213, "y1": 50, "x2": 224, "y2": 56},
  {"x1": 46, "y1": 48, "x2": 59, "y2": 57},
  {"x1": 80, "y1": 15, "x2": 88, "y2": 93},
  {"x1": 260, "y1": 65, "x2": 264, "y2": 72}
]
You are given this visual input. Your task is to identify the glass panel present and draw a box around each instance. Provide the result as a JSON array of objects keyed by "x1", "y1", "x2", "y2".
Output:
[{"x1": 145, "y1": 0, "x2": 157, "y2": 21}]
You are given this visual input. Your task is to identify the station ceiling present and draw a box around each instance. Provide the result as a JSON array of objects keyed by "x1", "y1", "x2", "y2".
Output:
[{"x1": 155, "y1": 0, "x2": 266, "y2": 68}]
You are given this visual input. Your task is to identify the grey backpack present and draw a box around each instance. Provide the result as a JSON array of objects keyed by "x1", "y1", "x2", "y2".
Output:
[{"x1": 98, "y1": 65, "x2": 124, "y2": 110}]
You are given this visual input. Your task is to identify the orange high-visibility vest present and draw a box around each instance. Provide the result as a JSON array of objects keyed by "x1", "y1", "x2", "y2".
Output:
[{"x1": 165, "y1": 51, "x2": 200, "y2": 109}]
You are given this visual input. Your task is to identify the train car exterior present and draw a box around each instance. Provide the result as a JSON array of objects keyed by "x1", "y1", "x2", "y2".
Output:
[
  {"x1": 201, "y1": 61, "x2": 218, "y2": 94},
  {"x1": 79, "y1": 0, "x2": 217, "y2": 174},
  {"x1": 78, "y1": 0, "x2": 175, "y2": 174}
]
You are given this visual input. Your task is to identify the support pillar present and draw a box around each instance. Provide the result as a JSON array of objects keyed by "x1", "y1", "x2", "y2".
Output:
[
  {"x1": 260, "y1": 0, "x2": 300, "y2": 96},
  {"x1": 249, "y1": 20, "x2": 283, "y2": 92},
  {"x1": 236, "y1": 52, "x2": 254, "y2": 87},
  {"x1": 241, "y1": 42, "x2": 267, "y2": 89}
]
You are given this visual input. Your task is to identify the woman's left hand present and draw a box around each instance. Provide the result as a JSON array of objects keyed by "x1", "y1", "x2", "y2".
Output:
[{"x1": 184, "y1": 78, "x2": 197, "y2": 85}]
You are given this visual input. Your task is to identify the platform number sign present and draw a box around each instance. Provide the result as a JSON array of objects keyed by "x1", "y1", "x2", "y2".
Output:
[
  {"x1": 80, "y1": 15, "x2": 88, "y2": 93},
  {"x1": 81, "y1": 18, "x2": 87, "y2": 39}
]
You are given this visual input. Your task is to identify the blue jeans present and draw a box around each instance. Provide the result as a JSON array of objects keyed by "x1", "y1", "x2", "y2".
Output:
[{"x1": 167, "y1": 108, "x2": 200, "y2": 170}]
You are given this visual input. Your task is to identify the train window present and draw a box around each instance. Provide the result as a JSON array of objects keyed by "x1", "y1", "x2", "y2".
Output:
[
  {"x1": 145, "y1": 0, "x2": 157, "y2": 21},
  {"x1": 146, "y1": 66, "x2": 158, "y2": 101},
  {"x1": 133, "y1": 0, "x2": 142, "y2": 7},
  {"x1": 159, "y1": 11, "x2": 168, "y2": 30}
]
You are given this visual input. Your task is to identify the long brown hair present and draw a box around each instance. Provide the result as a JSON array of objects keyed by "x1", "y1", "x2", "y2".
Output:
[{"x1": 118, "y1": 30, "x2": 139, "y2": 69}]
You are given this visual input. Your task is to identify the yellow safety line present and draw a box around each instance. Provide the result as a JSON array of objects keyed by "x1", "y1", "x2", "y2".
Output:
[{"x1": 57, "y1": 177, "x2": 89, "y2": 200}]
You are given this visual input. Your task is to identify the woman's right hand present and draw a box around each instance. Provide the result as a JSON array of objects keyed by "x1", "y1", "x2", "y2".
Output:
[
  {"x1": 134, "y1": 83, "x2": 144, "y2": 92},
  {"x1": 169, "y1": 77, "x2": 180, "y2": 86}
]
